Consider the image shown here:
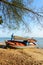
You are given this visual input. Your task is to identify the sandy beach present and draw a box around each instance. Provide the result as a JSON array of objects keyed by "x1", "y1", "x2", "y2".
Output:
[{"x1": 0, "y1": 42, "x2": 43, "y2": 65}]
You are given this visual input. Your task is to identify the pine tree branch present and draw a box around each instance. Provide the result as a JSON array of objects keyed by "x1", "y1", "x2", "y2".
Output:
[{"x1": 0, "y1": 0, "x2": 43, "y2": 17}]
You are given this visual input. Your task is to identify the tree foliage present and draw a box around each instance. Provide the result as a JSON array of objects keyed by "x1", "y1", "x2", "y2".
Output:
[{"x1": 0, "y1": 0, "x2": 43, "y2": 31}]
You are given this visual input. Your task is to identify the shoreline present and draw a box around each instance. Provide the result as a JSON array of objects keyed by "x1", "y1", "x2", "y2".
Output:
[{"x1": 0, "y1": 42, "x2": 6, "y2": 45}]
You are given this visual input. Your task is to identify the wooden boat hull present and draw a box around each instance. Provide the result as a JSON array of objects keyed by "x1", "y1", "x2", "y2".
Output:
[{"x1": 5, "y1": 40, "x2": 36, "y2": 48}]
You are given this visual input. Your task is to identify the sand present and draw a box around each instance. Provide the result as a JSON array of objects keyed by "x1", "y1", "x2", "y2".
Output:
[{"x1": 0, "y1": 42, "x2": 43, "y2": 65}]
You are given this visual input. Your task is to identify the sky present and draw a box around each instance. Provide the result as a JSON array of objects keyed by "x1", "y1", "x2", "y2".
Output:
[{"x1": 0, "y1": 0, "x2": 43, "y2": 37}]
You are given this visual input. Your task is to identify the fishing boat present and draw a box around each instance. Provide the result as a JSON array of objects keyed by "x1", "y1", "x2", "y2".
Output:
[{"x1": 5, "y1": 36, "x2": 37, "y2": 48}]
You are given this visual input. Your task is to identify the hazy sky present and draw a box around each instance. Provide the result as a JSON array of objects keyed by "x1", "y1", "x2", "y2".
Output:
[{"x1": 0, "y1": 0, "x2": 43, "y2": 37}]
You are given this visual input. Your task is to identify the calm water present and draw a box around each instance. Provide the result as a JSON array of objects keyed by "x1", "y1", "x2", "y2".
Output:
[
  {"x1": 34, "y1": 38, "x2": 43, "y2": 48},
  {"x1": 0, "y1": 37, "x2": 43, "y2": 48},
  {"x1": 0, "y1": 37, "x2": 11, "y2": 42}
]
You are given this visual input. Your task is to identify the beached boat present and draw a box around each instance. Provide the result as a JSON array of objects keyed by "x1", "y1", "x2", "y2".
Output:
[{"x1": 5, "y1": 36, "x2": 37, "y2": 48}]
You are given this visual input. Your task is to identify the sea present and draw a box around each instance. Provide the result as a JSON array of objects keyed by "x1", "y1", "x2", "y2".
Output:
[{"x1": 0, "y1": 37, "x2": 43, "y2": 48}]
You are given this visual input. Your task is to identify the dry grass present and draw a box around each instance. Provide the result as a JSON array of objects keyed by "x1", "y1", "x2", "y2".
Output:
[{"x1": 0, "y1": 48, "x2": 43, "y2": 65}]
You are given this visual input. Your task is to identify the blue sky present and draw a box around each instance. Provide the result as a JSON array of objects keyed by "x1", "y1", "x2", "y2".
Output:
[{"x1": 0, "y1": 0, "x2": 43, "y2": 37}]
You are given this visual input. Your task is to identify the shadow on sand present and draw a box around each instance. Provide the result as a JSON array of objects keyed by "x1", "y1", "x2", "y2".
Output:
[
  {"x1": 0, "y1": 45, "x2": 6, "y2": 49},
  {"x1": 0, "y1": 45, "x2": 18, "y2": 49}
]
